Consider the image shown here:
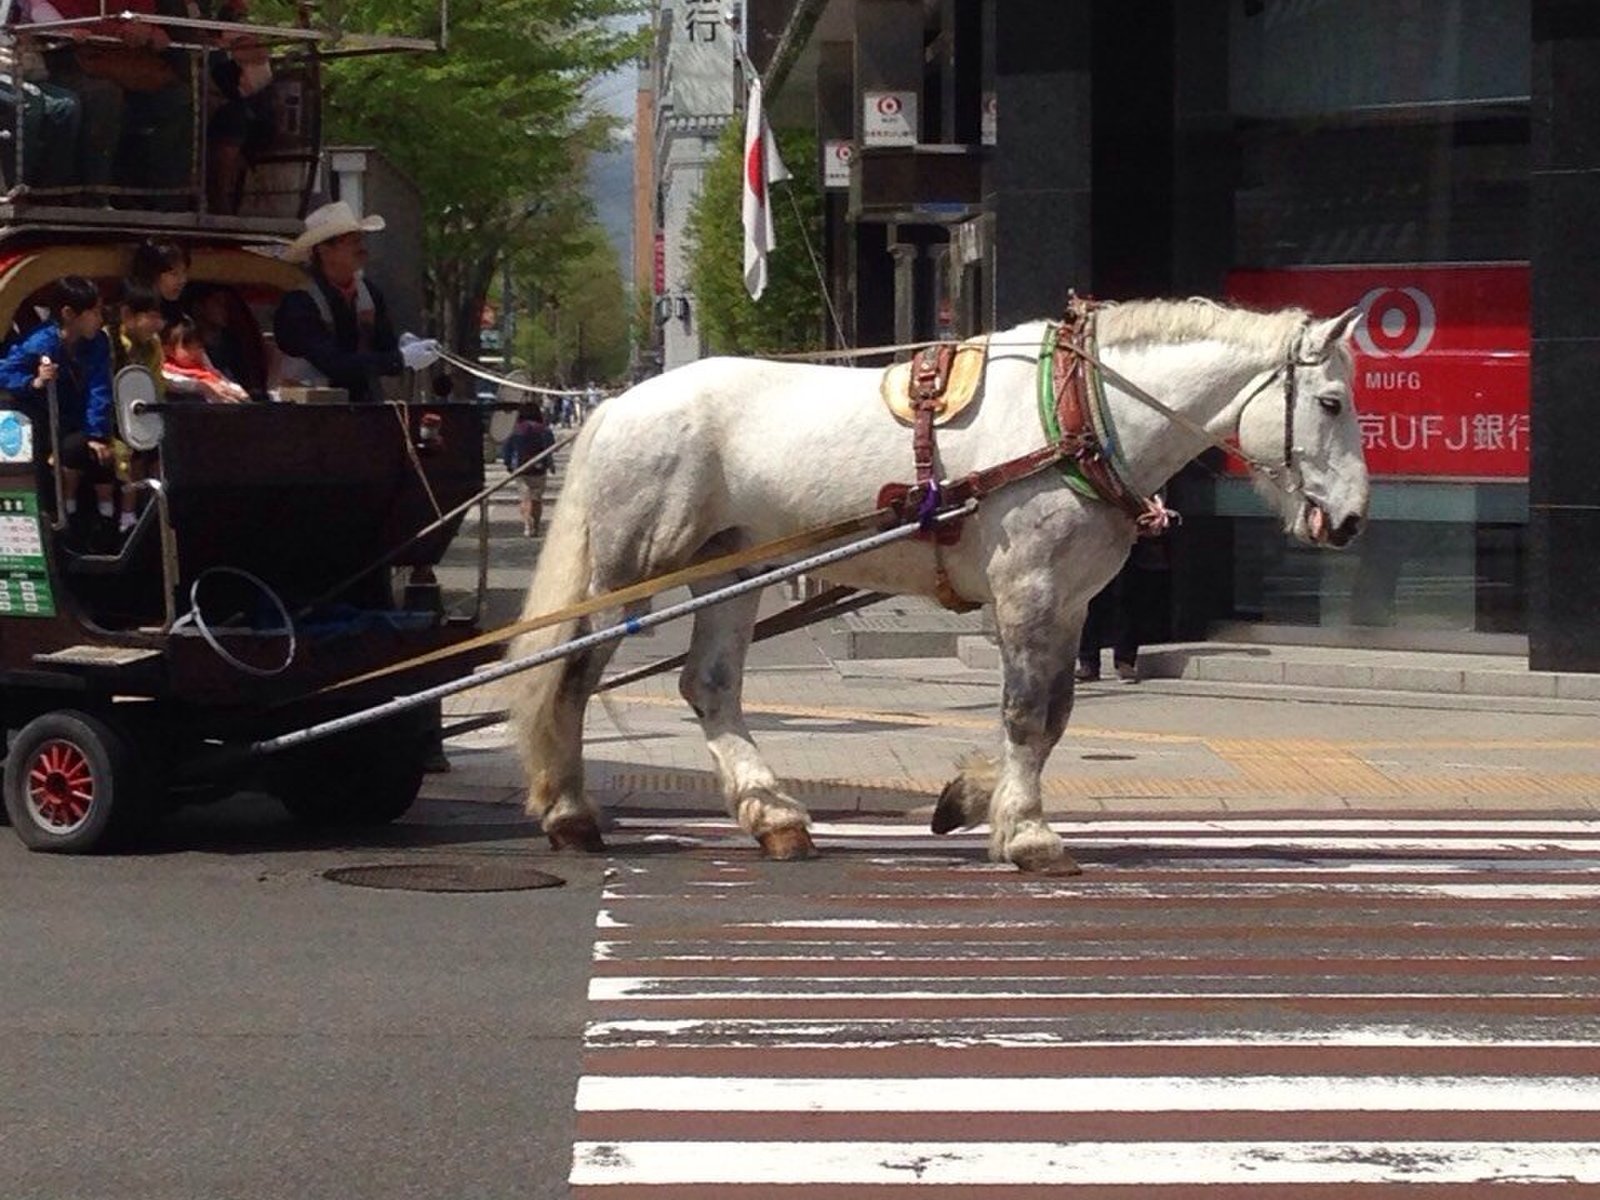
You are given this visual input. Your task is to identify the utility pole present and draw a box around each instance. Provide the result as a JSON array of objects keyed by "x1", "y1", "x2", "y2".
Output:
[{"x1": 500, "y1": 259, "x2": 515, "y2": 364}]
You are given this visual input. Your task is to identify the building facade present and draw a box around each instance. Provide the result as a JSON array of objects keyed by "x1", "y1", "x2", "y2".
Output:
[
  {"x1": 642, "y1": 1, "x2": 743, "y2": 371},
  {"x1": 755, "y1": 0, "x2": 1598, "y2": 669}
]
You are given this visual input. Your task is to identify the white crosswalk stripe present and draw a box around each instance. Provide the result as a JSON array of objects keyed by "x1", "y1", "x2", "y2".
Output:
[{"x1": 570, "y1": 816, "x2": 1600, "y2": 1194}]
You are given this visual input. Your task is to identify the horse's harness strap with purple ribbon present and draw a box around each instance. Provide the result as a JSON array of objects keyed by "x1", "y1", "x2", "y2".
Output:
[{"x1": 878, "y1": 298, "x2": 1187, "y2": 609}]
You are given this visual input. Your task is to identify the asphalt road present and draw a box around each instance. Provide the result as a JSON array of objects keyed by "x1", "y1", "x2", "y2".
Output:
[
  {"x1": 0, "y1": 796, "x2": 602, "y2": 1200},
  {"x1": 7, "y1": 788, "x2": 1600, "y2": 1197}
]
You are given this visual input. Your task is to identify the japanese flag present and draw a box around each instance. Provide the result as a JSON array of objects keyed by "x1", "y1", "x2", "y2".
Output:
[{"x1": 741, "y1": 77, "x2": 790, "y2": 302}]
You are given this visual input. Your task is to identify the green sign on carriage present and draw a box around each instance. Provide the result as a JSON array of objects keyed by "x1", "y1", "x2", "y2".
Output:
[{"x1": 0, "y1": 491, "x2": 57, "y2": 617}]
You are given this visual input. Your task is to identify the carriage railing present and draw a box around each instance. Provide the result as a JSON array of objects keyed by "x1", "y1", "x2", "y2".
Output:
[{"x1": 1, "y1": 12, "x2": 431, "y2": 217}]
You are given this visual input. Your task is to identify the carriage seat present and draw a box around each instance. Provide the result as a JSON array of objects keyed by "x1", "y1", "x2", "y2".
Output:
[{"x1": 879, "y1": 335, "x2": 989, "y2": 426}]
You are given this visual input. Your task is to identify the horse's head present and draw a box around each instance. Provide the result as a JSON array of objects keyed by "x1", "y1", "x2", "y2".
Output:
[{"x1": 1237, "y1": 308, "x2": 1370, "y2": 548}]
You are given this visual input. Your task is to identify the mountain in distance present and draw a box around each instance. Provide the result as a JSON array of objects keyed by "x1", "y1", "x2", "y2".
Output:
[{"x1": 588, "y1": 145, "x2": 634, "y2": 277}]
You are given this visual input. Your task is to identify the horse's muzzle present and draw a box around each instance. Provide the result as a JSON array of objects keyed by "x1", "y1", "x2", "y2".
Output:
[{"x1": 1328, "y1": 513, "x2": 1363, "y2": 547}]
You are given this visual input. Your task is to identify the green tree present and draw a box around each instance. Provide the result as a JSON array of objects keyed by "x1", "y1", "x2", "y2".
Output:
[
  {"x1": 512, "y1": 222, "x2": 630, "y2": 385},
  {"x1": 686, "y1": 124, "x2": 826, "y2": 356},
  {"x1": 318, "y1": 0, "x2": 644, "y2": 356}
]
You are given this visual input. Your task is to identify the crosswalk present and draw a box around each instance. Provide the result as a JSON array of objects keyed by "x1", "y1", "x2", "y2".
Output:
[{"x1": 570, "y1": 816, "x2": 1600, "y2": 1195}]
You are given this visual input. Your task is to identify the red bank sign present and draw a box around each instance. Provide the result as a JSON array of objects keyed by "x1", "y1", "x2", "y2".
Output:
[{"x1": 1226, "y1": 265, "x2": 1529, "y2": 479}]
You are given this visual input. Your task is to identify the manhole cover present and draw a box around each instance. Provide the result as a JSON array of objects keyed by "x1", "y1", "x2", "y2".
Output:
[
  {"x1": 1081, "y1": 752, "x2": 1136, "y2": 762},
  {"x1": 324, "y1": 862, "x2": 565, "y2": 893}
]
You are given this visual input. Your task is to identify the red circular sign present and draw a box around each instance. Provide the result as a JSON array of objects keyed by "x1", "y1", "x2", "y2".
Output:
[{"x1": 875, "y1": 94, "x2": 902, "y2": 116}]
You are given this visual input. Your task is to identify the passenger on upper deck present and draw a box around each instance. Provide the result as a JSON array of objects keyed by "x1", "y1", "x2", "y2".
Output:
[
  {"x1": 0, "y1": 0, "x2": 84, "y2": 191},
  {"x1": 38, "y1": 0, "x2": 192, "y2": 200},
  {"x1": 204, "y1": 0, "x2": 274, "y2": 214},
  {"x1": 273, "y1": 201, "x2": 440, "y2": 403},
  {"x1": 0, "y1": 276, "x2": 116, "y2": 539}
]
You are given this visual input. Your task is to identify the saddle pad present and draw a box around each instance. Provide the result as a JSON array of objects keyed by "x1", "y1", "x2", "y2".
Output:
[{"x1": 879, "y1": 335, "x2": 990, "y2": 426}]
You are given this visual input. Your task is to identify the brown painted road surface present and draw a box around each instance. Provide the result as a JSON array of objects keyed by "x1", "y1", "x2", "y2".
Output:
[{"x1": 566, "y1": 814, "x2": 1600, "y2": 1197}]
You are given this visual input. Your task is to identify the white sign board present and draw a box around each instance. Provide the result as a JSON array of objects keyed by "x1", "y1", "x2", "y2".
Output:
[
  {"x1": 0, "y1": 411, "x2": 32, "y2": 464},
  {"x1": 981, "y1": 91, "x2": 997, "y2": 146},
  {"x1": 822, "y1": 139, "x2": 854, "y2": 188},
  {"x1": 863, "y1": 90, "x2": 918, "y2": 147}
]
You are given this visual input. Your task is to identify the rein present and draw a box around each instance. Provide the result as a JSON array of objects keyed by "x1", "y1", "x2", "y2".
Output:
[{"x1": 764, "y1": 317, "x2": 1321, "y2": 502}]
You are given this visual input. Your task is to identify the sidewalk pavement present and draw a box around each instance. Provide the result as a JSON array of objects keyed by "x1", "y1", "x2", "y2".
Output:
[
  {"x1": 431, "y1": 459, "x2": 1600, "y2": 825},
  {"x1": 430, "y1": 636, "x2": 1600, "y2": 824}
]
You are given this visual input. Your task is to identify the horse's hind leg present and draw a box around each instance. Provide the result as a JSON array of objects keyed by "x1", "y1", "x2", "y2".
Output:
[{"x1": 680, "y1": 582, "x2": 816, "y2": 860}]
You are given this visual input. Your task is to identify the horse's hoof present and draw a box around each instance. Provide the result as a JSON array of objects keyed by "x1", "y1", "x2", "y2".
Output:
[
  {"x1": 1012, "y1": 850, "x2": 1082, "y2": 876},
  {"x1": 931, "y1": 780, "x2": 971, "y2": 835},
  {"x1": 758, "y1": 826, "x2": 818, "y2": 861},
  {"x1": 932, "y1": 753, "x2": 995, "y2": 834},
  {"x1": 547, "y1": 816, "x2": 607, "y2": 853}
]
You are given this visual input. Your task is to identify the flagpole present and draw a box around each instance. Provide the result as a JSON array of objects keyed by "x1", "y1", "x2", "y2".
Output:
[{"x1": 727, "y1": 12, "x2": 851, "y2": 350}]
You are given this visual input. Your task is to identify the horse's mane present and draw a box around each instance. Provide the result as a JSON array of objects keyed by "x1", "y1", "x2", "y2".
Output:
[{"x1": 1093, "y1": 297, "x2": 1310, "y2": 358}]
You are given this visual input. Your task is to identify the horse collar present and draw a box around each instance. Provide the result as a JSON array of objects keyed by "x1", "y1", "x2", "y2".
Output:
[{"x1": 1040, "y1": 312, "x2": 1165, "y2": 531}]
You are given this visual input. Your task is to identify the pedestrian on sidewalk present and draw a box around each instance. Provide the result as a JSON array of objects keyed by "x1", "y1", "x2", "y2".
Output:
[
  {"x1": 503, "y1": 400, "x2": 555, "y2": 538},
  {"x1": 1077, "y1": 530, "x2": 1171, "y2": 683}
]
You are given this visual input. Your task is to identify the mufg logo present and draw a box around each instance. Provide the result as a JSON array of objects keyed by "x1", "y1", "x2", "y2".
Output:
[{"x1": 1354, "y1": 287, "x2": 1437, "y2": 358}]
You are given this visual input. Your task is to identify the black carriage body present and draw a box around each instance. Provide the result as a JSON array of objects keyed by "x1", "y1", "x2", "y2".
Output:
[{"x1": 0, "y1": 238, "x2": 500, "y2": 771}]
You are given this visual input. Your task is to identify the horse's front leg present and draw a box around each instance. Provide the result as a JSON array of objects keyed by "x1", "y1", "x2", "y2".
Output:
[
  {"x1": 982, "y1": 598, "x2": 1084, "y2": 874},
  {"x1": 680, "y1": 583, "x2": 816, "y2": 860}
]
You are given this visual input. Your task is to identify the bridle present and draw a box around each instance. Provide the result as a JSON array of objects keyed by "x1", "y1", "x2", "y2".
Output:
[{"x1": 1233, "y1": 318, "x2": 1332, "y2": 499}]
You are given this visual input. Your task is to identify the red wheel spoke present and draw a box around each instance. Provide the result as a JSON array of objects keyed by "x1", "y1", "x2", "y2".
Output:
[{"x1": 24, "y1": 739, "x2": 97, "y2": 831}]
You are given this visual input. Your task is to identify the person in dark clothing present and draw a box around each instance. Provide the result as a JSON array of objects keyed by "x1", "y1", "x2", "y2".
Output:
[
  {"x1": 272, "y1": 201, "x2": 439, "y2": 403},
  {"x1": 0, "y1": 276, "x2": 115, "y2": 536},
  {"x1": 205, "y1": 0, "x2": 275, "y2": 213},
  {"x1": 503, "y1": 400, "x2": 555, "y2": 537},
  {"x1": 1077, "y1": 532, "x2": 1171, "y2": 684}
]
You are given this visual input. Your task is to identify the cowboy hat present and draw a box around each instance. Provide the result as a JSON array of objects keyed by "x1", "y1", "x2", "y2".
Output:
[{"x1": 282, "y1": 201, "x2": 386, "y2": 264}]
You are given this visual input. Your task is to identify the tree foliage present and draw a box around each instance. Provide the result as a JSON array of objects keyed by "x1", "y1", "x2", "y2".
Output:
[
  {"x1": 686, "y1": 123, "x2": 826, "y2": 356},
  {"x1": 512, "y1": 223, "x2": 630, "y2": 385},
  {"x1": 316, "y1": 0, "x2": 644, "y2": 355}
]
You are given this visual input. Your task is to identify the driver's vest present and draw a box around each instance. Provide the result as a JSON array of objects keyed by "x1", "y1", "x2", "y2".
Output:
[{"x1": 278, "y1": 277, "x2": 377, "y2": 388}]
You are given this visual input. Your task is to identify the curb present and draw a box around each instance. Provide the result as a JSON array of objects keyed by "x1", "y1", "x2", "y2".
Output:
[{"x1": 956, "y1": 635, "x2": 1600, "y2": 702}]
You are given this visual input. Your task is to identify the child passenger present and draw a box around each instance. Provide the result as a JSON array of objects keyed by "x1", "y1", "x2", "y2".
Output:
[
  {"x1": 113, "y1": 281, "x2": 166, "y2": 533},
  {"x1": 161, "y1": 318, "x2": 249, "y2": 403},
  {"x1": 0, "y1": 276, "x2": 115, "y2": 542}
]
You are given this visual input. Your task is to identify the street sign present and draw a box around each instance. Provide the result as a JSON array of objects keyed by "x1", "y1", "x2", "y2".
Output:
[
  {"x1": 823, "y1": 139, "x2": 854, "y2": 188},
  {"x1": 863, "y1": 90, "x2": 917, "y2": 147},
  {"x1": 981, "y1": 91, "x2": 997, "y2": 146}
]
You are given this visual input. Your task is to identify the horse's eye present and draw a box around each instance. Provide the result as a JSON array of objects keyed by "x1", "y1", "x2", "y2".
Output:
[{"x1": 1318, "y1": 395, "x2": 1343, "y2": 415}]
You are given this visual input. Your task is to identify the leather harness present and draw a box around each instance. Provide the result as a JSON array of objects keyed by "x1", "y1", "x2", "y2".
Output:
[{"x1": 879, "y1": 298, "x2": 1167, "y2": 611}]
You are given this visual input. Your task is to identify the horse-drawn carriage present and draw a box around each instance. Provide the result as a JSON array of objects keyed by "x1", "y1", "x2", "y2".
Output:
[{"x1": 0, "y1": 233, "x2": 500, "y2": 852}]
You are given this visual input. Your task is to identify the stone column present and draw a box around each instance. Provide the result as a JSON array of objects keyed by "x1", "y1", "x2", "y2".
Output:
[
  {"x1": 1528, "y1": 1, "x2": 1600, "y2": 671},
  {"x1": 890, "y1": 238, "x2": 918, "y2": 349},
  {"x1": 988, "y1": 0, "x2": 1092, "y2": 326}
]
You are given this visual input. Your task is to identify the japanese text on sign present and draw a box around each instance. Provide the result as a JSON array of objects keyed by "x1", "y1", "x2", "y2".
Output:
[{"x1": 1227, "y1": 265, "x2": 1530, "y2": 479}]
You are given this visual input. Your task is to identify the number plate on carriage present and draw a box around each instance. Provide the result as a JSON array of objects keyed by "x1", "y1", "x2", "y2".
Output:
[{"x1": 0, "y1": 492, "x2": 57, "y2": 617}]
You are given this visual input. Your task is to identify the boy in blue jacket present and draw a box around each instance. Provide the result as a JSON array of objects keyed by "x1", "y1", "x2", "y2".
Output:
[{"x1": 0, "y1": 277, "x2": 115, "y2": 539}]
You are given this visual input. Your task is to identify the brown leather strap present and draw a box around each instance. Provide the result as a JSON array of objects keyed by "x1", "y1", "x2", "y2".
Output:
[
  {"x1": 909, "y1": 343, "x2": 955, "y2": 485},
  {"x1": 1052, "y1": 314, "x2": 1151, "y2": 523}
]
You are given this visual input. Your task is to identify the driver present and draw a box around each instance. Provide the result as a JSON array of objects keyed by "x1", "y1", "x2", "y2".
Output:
[{"x1": 273, "y1": 202, "x2": 440, "y2": 402}]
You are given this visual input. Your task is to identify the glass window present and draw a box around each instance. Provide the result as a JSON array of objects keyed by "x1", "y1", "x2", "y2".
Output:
[{"x1": 1172, "y1": 0, "x2": 1530, "y2": 642}]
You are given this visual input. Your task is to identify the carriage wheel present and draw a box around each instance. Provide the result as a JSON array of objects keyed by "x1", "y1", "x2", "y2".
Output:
[
  {"x1": 268, "y1": 706, "x2": 436, "y2": 828},
  {"x1": 3, "y1": 711, "x2": 149, "y2": 853}
]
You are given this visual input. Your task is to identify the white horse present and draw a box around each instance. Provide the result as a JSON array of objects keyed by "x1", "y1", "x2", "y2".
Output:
[{"x1": 508, "y1": 299, "x2": 1369, "y2": 873}]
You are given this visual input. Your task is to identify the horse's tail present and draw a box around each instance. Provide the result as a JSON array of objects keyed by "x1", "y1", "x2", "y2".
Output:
[{"x1": 508, "y1": 409, "x2": 606, "y2": 806}]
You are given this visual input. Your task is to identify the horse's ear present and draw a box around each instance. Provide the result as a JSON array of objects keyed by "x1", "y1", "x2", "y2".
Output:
[{"x1": 1316, "y1": 307, "x2": 1363, "y2": 353}]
